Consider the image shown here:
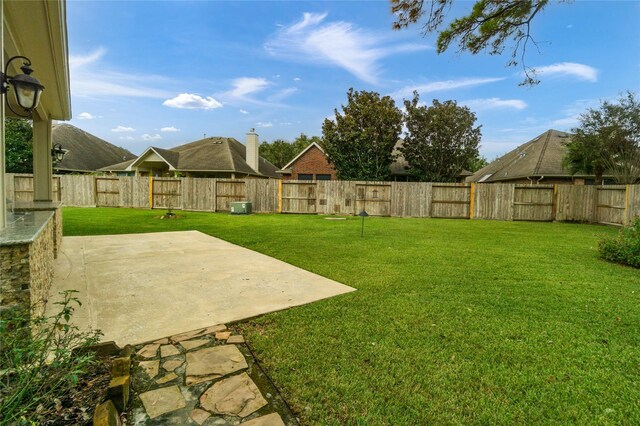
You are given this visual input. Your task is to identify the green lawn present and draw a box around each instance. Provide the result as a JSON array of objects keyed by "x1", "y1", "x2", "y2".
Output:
[{"x1": 62, "y1": 207, "x2": 640, "y2": 425}]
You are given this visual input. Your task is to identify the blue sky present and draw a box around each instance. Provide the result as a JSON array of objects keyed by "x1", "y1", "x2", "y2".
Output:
[{"x1": 66, "y1": 1, "x2": 640, "y2": 159}]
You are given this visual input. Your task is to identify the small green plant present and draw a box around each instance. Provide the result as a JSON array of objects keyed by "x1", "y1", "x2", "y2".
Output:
[
  {"x1": 599, "y1": 217, "x2": 640, "y2": 268},
  {"x1": 0, "y1": 290, "x2": 102, "y2": 425}
]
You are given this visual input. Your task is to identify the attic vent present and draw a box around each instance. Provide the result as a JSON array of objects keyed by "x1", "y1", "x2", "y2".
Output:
[{"x1": 519, "y1": 152, "x2": 526, "y2": 159}]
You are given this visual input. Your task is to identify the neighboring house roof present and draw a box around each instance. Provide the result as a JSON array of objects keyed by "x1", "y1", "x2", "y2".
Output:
[
  {"x1": 52, "y1": 124, "x2": 136, "y2": 172},
  {"x1": 100, "y1": 137, "x2": 279, "y2": 177},
  {"x1": 467, "y1": 129, "x2": 584, "y2": 183}
]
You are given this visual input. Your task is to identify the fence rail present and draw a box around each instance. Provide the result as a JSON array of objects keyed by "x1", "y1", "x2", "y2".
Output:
[{"x1": 5, "y1": 174, "x2": 639, "y2": 225}]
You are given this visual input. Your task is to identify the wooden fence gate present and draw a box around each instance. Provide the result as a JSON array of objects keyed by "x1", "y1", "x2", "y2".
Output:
[
  {"x1": 95, "y1": 177, "x2": 121, "y2": 207},
  {"x1": 596, "y1": 186, "x2": 626, "y2": 225},
  {"x1": 430, "y1": 184, "x2": 470, "y2": 218},
  {"x1": 282, "y1": 181, "x2": 317, "y2": 213},
  {"x1": 216, "y1": 180, "x2": 246, "y2": 211},
  {"x1": 355, "y1": 183, "x2": 391, "y2": 216},
  {"x1": 512, "y1": 185, "x2": 555, "y2": 221},
  {"x1": 152, "y1": 178, "x2": 182, "y2": 209},
  {"x1": 12, "y1": 175, "x2": 60, "y2": 203}
]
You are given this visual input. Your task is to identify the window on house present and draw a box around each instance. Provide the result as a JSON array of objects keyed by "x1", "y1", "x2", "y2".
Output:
[
  {"x1": 298, "y1": 174, "x2": 313, "y2": 180},
  {"x1": 316, "y1": 174, "x2": 331, "y2": 180}
]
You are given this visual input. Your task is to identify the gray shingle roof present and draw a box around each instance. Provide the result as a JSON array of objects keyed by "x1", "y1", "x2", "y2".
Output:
[
  {"x1": 467, "y1": 129, "x2": 579, "y2": 183},
  {"x1": 52, "y1": 124, "x2": 136, "y2": 172},
  {"x1": 100, "y1": 136, "x2": 279, "y2": 177}
]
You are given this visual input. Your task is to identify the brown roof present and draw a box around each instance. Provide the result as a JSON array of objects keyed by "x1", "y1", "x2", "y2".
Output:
[
  {"x1": 52, "y1": 124, "x2": 136, "y2": 172},
  {"x1": 467, "y1": 129, "x2": 580, "y2": 183},
  {"x1": 100, "y1": 137, "x2": 279, "y2": 177}
]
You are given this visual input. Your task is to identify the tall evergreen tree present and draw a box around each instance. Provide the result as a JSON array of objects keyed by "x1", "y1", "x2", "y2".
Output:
[
  {"x1": 322, "y1": 88, "x2": 402, "y2": 181},
  {"x1": 401, "y1": 93, "x2": 481, "y2": 182},
  {"x1": 5, "y1": 118, "x2": 33, "y2": 173},
  {"x1": 565, "y1": 92, "x2": 640, "y2": 185}
]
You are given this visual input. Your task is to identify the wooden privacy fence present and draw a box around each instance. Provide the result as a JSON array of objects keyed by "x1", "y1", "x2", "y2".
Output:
[{"x1": 5, "y1": 174, "x2": 640, "y2": 225}]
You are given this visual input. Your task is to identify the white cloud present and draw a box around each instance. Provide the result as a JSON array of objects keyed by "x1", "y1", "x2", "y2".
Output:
[
  {"x1": 256, "y1": 122, "x2": 273, "y2": 128},
  {"x1": 552, "y1": 116, "x2": 580, "y2": 127},
  {"x1": 141, "y1": 134, "x2": 162, "y2": 141},
  {"x1": 70, "y1": 48, "x2": 174, "y2": 99},
  {"x1": 69, "y1": 47, "x2": 106, "y2": 68},
  {"x1": 390, "y1": 77, "x2": 505, "y2": 99},
  {"x1": 265, "y1": 12, "x2": 428, "y2": 84},
  {"x1": 533, "y1": 62, "x2": 598, "y2": 82},
  {"x1": 293, "y1": 77, "x2": 301, "y2": 81},
  {"x1": 279, "y1": 122, "x2": 293, "y2": 126},
  {"x1": 461, "y1": 98, "x2": 528, "y2": 111},
  {"x1": 163, "y1": 93, "x2": 223, "y2": 110},
  {"x1": 77, "y1": 112, "x2": 99, "y2": 120},
  {"x1": 160, "y1": 126, "x2": 180, "y2": 132},
  {"x1": 119, "y1": 136, "x2": 134, "y2": 141},
  {"x1": 228, "y1": 78, "x2": 270, "y2": 98},
  {"x1": 550, "y1": 98, "x2": 602, "y2": 129},
  {"x1": 239, "y1": 109, "x2": 249, "y2": 114},
  {"x1": 268, "y1": 87, "x2": 298, "y2": 102},
  {"x1": 112, "y1": 125, "x2": 135, "y2": 132}
]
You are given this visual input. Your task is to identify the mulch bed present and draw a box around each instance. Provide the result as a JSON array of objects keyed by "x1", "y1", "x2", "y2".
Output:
[{"x1": 34, "y1": 356, "x2": 114, "y2": 425}]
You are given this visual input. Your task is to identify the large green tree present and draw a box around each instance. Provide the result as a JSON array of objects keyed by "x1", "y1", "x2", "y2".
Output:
[
  {"x1": 259, "y1": 133, "x2": 319, "y2": 168},
  {"x1": 322, "y1": 88, "x2": 403, "y2": 181},
  {"x1": 259, "y1": 139, "x2": 297, "y2": 169},
  {"x1": 565, "y1": 92, "x2": 640, "y2": 185},
  {"x1": 5, "y1": 118, "x2": 33, "y2": 173},
  {"x1": 390, "y1": 0, "x2": 557, "y2": 85},
  {"x1": 401, "y1": 93, "x2": 482, "y2": 182}
]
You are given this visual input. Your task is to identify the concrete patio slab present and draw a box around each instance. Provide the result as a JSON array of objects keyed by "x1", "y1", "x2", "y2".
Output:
[{"x1": 48, "y1": 231, "x2": 354, "y2": 345}]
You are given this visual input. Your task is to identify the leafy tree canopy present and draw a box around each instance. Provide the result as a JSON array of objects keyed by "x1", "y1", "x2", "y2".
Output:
[
  {"x1": 259, "y1": 133, "x2": 319, "y2": 169},
  {"x1": 5, "y1": 118, "x2": 33, "y2": 173},
  {"x1": 565, "y1": 91, "x2": 640, "y2": 184},
  {"x1": 322, "y1": 88, "x2": 403, "y2": 181},
  {"x1": 390, "y1": 0, "x2": 557, "y2": 85},
  {"x1": 401, "y1": 92, "x2": 482, "y2": 182}
]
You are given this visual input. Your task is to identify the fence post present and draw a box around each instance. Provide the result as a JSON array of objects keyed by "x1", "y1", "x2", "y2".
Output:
[
  {"x1": 149, "y1": 177, "x2": 153, "y2": 209},
  {"x1": 624, "y1": 184, "x2": 630, "y2": 225},
  {"x1": 469, "y1": 183, "x2": 475, "y2": 219},
  {"x1": 278, "y1": 179, "x2": 283, "y2": 213}
]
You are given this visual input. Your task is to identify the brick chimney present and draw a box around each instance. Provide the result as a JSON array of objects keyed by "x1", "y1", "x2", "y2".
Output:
[{"x1": 246, "y1": 128, "x2": 259, "y2": 173}]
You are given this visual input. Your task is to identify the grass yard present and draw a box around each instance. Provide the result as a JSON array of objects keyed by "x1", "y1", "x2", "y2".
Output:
[{"x1": 63, "y1": 207, "x2": 639, "y2": 425}]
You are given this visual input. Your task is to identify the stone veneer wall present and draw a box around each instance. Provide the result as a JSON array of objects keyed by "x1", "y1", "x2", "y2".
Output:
[
  {"x1": 53, "y1": 207, "x2": 62, "y2": 259},
  {"x1": 0, "y1": 216, "x2": 55, "y2": 318}
]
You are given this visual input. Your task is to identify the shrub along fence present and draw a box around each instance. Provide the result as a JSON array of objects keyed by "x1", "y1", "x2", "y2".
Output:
[{"x1": 6, "y1": 173, "x2": 640, "y2": 225}]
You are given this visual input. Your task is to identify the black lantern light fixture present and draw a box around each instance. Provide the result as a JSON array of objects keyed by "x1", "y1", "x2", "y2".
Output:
[
  {"x1": 51, "y1": 143, "x2": 67, "y2": 163},
  {"x1": 0, "y1": 56, "x2": 45, "y2": 116}
]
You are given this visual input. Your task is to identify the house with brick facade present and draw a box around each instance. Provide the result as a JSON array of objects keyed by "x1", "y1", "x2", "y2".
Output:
[{"x1": 277, "y1": 142, "x2": 337, "y2": 181}]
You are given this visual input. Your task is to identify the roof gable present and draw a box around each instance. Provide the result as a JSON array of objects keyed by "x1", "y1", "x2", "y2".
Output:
[
  {"x1": 129, "y1": 147, "x2": 177, "y2": 170},
  {"x1": 281, "y1": 142, "x2": 325, "y2": 170}
]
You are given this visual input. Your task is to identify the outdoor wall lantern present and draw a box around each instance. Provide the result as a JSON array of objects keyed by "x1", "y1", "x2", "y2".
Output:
[
  {"x1": 51, "y1": 143, "x2": 67, "y2": 163},
  {"x1": 0, "y1": 56, "x2": 45, "y2": 116}
]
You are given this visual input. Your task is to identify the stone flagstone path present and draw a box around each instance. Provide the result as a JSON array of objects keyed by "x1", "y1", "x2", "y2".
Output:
[{"x1": 129, "y1": 324, "x2": 296, "y2": 425}]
